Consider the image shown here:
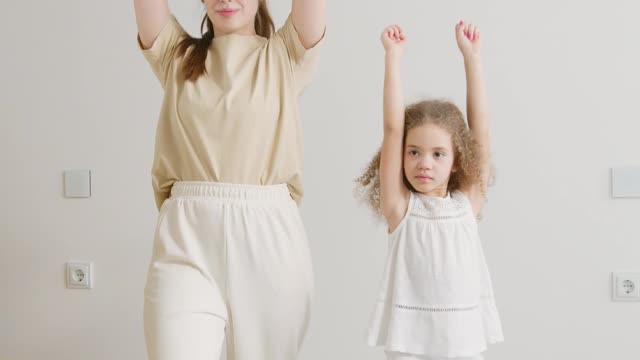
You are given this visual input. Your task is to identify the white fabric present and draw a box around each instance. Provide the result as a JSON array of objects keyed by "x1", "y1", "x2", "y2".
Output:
[
  {"x1": 144, "y1": 182, "x2": 314, "y2": 360},
  {"x1": 367, "y1": 190, "x2": 504, "y2": 358},
  {"x1": 386, "y1": 350, "x2": 484, "y2": 360}
]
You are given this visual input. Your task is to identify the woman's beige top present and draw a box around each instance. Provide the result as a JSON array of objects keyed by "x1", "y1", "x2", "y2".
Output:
[{"x1": 138, "y1": 14, "x2": 324, "y2": 209}]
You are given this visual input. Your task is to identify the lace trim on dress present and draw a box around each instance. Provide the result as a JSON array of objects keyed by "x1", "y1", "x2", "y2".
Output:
[{"x1": 395, "y1": 303, "x2": 480, "y2": 312}]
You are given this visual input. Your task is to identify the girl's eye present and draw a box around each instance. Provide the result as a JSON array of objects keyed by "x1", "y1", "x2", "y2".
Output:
[
  {"x1": 434, "y1": 152, "x2": 445, "y2": 158},
  {"x1": 409, "y1": 150, "x2": 419, "y2": 156}
]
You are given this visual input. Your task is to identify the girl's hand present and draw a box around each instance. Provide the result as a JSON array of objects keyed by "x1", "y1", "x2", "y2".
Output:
[
  {"x1": 456, "y1": 21, "x2": 482, "y2": 59},
  {"x1": 381, "y1": 25, "x2": 407, "y2": 56}
]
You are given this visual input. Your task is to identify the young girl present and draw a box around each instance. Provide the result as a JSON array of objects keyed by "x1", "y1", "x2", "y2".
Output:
[{"x1": 356, "y1": 22, "x2": 504, "y2": 359}]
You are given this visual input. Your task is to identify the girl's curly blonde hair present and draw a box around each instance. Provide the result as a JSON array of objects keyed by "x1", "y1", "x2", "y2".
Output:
[{"x1": 355, "y1": 99, "x2": 492, "y2": 215}]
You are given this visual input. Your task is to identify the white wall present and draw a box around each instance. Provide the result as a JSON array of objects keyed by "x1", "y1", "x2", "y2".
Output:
[{"x1": 2, "y1": 0, "x2": 640, "y2": 359}]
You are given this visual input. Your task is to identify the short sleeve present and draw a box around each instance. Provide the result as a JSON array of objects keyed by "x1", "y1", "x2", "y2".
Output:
[
  {"x1": 274, "y1": 15, "x2": 325, "y2": 93},
  {"x1": 137, "y1": 15, "x2": 186, "y2": 87}
]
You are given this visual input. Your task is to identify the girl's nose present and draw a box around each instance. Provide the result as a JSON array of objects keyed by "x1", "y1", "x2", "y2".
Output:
[{"x1": 418, "y1": 157, "x2": 432, "y2": 170}]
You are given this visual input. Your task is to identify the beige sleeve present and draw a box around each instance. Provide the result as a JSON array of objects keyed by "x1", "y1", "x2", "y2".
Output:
[
  {"x1": 137, "y1": 15, "x2": 186, "y2": 87},
  {"x1": 274, "y1": 15, "x2": 325, "y2": 94}
]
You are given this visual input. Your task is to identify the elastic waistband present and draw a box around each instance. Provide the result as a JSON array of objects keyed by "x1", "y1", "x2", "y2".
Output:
[{"x1": 170, "y1": 181, "x2": 292, "y2": 203}]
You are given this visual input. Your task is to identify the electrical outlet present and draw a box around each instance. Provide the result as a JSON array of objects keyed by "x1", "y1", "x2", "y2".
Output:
[
  {"x1": 66, "y1": 262, "x2": 93, "y2": 289},
  {"x1": 612, "y1": 272, "x2": 640, "y2": 301}
]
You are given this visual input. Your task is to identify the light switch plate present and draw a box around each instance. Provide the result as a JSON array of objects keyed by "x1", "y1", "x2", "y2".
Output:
[
  {"x1": 611, "y1": 167, "x2": 640, "y2": 198},
  {"x1": 64, "y1": 170, "x2": 91, "y2": 198}
]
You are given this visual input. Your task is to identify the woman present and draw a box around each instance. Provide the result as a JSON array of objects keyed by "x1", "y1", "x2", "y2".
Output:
[{"x1": 133, "y1": 0, "x2": 325, "y2": 359}]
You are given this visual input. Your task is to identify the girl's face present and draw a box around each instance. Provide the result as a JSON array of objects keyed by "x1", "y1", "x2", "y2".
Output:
[
  {"x1": 203, "y1": 0, "x2": 260, "y2": 36},
  {"x1": 404, "y1": 123, "x2": 456, "y2": 197}
]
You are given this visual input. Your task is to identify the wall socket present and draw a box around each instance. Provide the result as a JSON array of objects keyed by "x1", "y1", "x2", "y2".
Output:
[
  {"x1": 66, "y1": 262, "x2": 93, "y2": 289},
  {"x1": 612, "y1": 272, "x2": 640, "y2": 301}
]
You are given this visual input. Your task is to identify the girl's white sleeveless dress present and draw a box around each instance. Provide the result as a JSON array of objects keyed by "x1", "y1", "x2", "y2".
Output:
[{"x1": 367, "y1": 190, "x2": 504, "y2": 358}]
